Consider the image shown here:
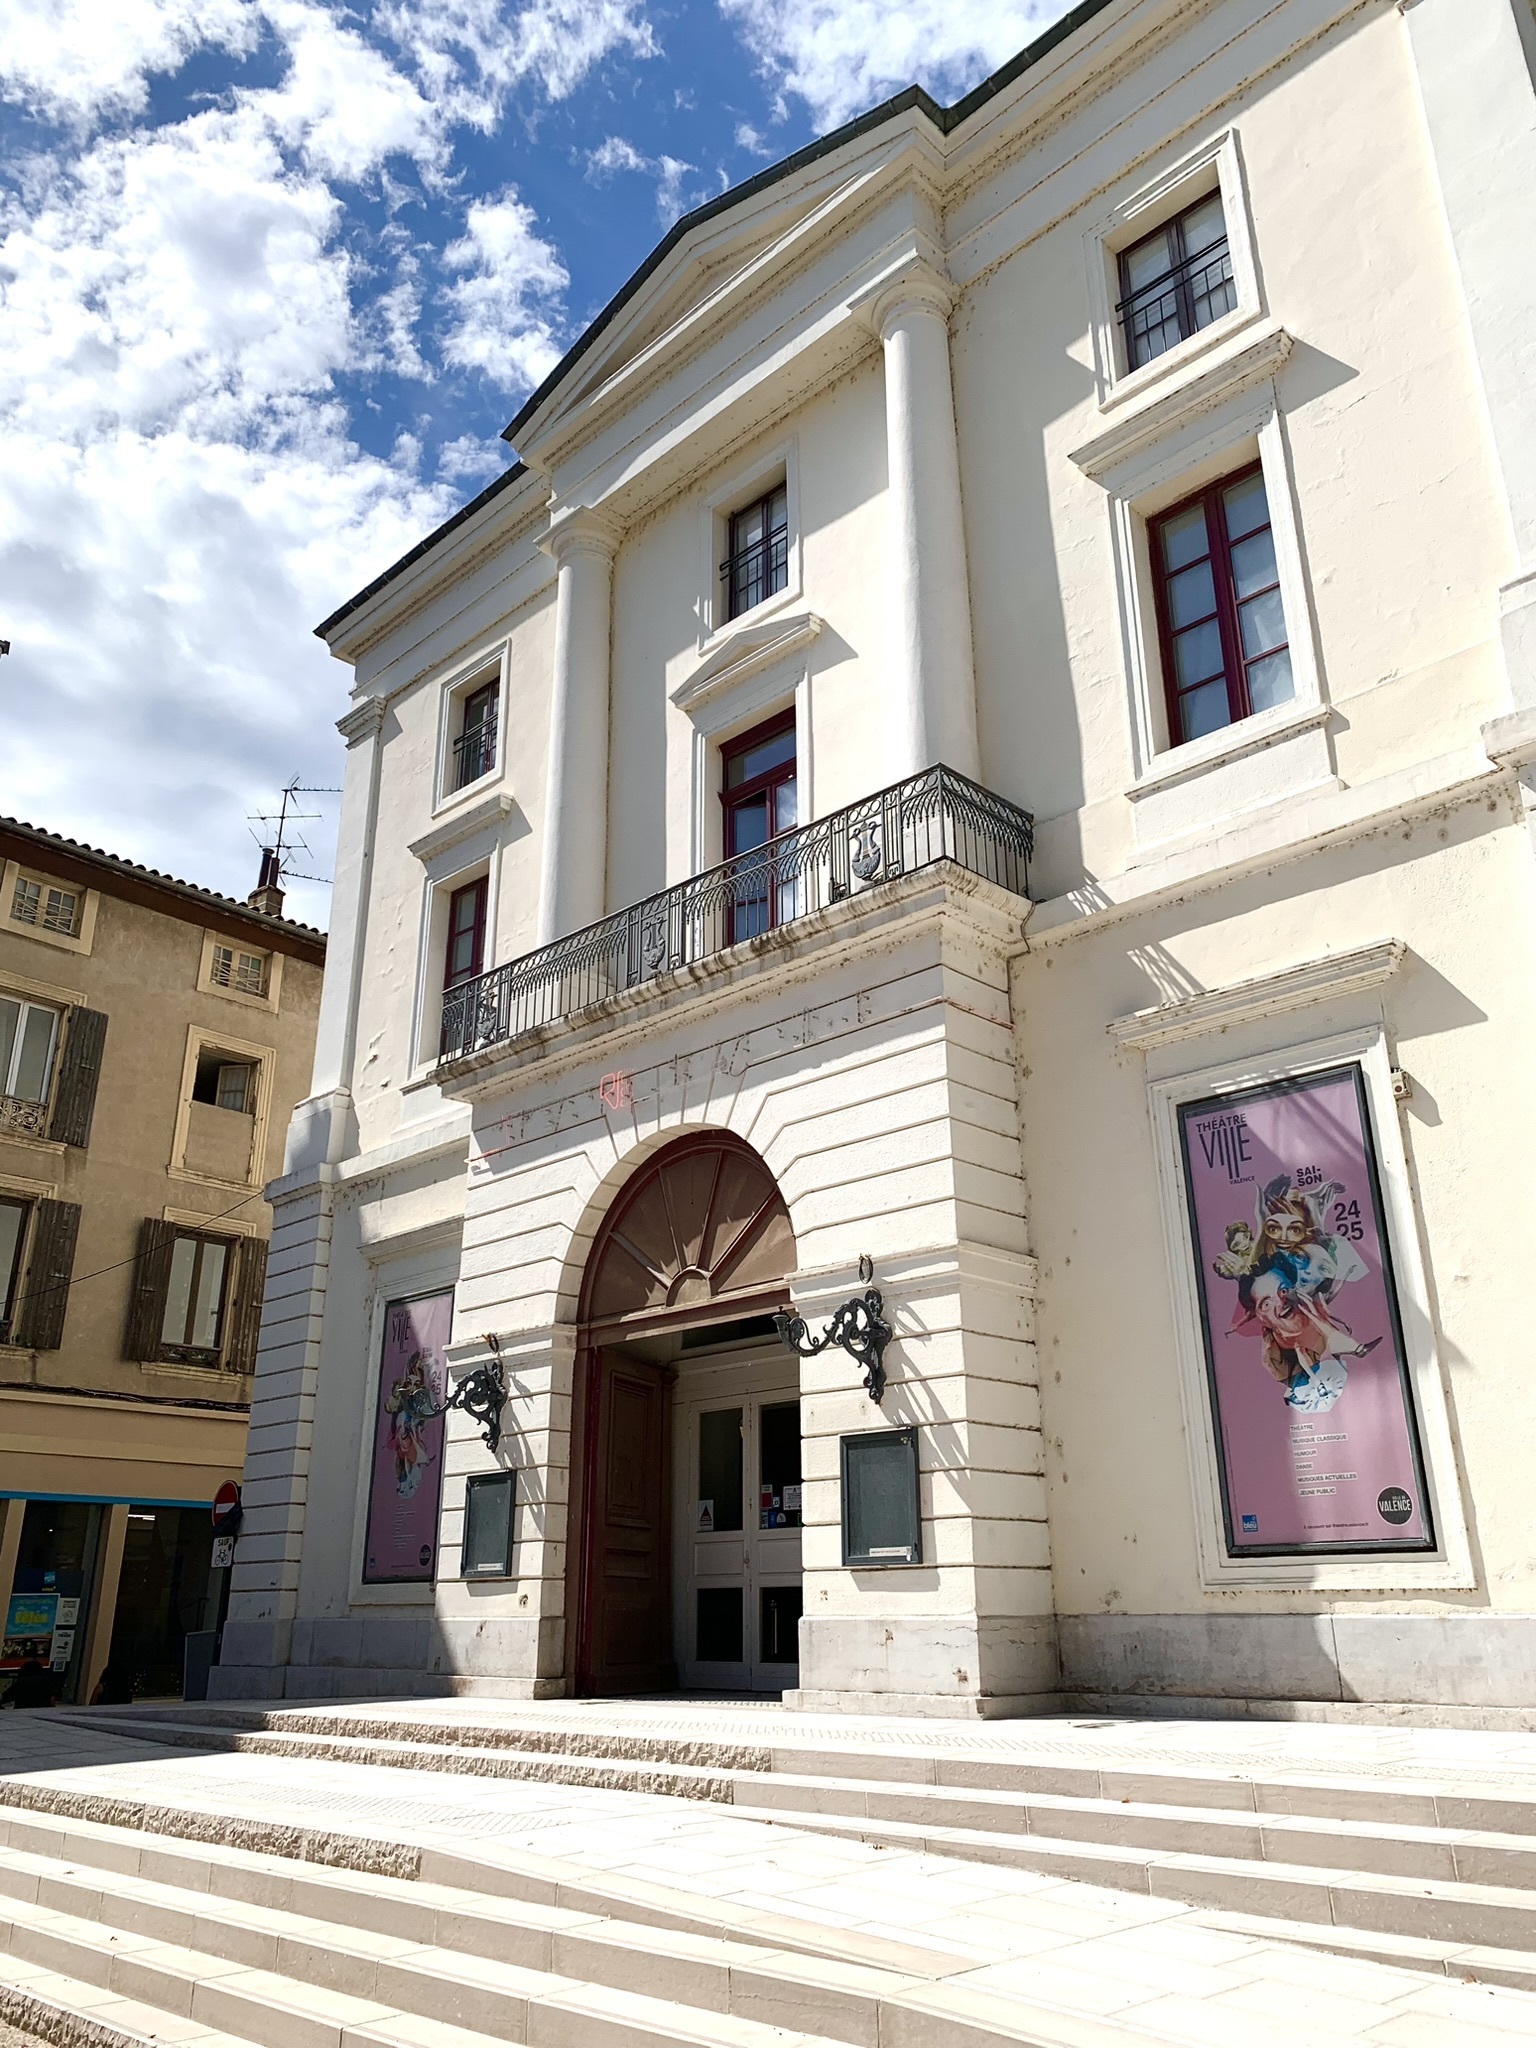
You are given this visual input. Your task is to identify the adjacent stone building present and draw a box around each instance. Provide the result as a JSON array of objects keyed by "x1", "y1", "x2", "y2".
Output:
[
  {"x1": 0, "y1": 819, "x2": 323, "y2": 1702},
  {"x1": 216, "y1": 0, "x2": 1536, "y2": 1718}
]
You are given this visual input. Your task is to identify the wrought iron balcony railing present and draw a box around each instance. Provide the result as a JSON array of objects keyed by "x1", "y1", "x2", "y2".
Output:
[
  {"x1": 451, "y1": 710, "x2": 498, "y2": 792},
  {"x1": 438, "y1": 763, "x2": 1033, "y2": 1069},
  {"x1": 1119, "y1": 240, "x2": 1235, "y2": 370}
]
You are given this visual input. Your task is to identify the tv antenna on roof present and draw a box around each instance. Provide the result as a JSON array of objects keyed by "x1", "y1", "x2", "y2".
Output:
[{"x1": 247, "y1": 777, "x2": 341, "y2": 891}]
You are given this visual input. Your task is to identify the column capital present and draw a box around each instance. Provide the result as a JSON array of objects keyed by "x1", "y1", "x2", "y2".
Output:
[
  {"x1": 541, "y1": 503, "x2": 623, "y2": 565},
  {"x1": 335, "y1": 693, "x2": 387, "y2": 745},
  {"x1": 855, "y1": 255, "x2": 957, "y2": 341}
]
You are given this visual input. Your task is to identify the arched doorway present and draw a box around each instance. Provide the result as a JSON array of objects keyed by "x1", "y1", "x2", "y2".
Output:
[{"x1": 569, "y1": 1133, "x2": 797, "y2": 1696}]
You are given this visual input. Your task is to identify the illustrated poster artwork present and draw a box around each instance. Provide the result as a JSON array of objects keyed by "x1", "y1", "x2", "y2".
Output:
[
  {"x1": 362, "y1": 1291, "x2": 453, "y2": 1582},
  {"x1": 1178, "y1": 1065, "x2": 1433, "y2": 1555}
]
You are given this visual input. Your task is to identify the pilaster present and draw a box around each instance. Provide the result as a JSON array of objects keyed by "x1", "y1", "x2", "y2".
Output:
[{"x1": 536, "y1": 506, "x2": 622, "y2": 946}]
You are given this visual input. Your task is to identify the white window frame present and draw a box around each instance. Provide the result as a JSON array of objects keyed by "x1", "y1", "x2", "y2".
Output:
[
  {"x1": 1085, "y1": 128, "x2": 1264, "y2": 410},
  {"x1": 197, "y1": 930, "x2": 282, "y2": 1013},
  {"x1": 432, "y1": 645, "x2": 509, "y2": 816},
  {"x1": 697, "y1": 441, "x2": 801, "y2": 652},
  {"x1": 1096, "y1": 387, "x2": 1331, "y2": 845},
  {"x1": 1147, "y1": 1022, "x2": 1473, "y2": 1592},
  {"x1": 0, "y1": 993, "x2": 60, "y2": 1109},
  {"x1": 169, "y1": 1025, "x2": 272, "y2": 1190},
  {"x1": 1, "y1": 860, "x2": 98, "y2": 957}
]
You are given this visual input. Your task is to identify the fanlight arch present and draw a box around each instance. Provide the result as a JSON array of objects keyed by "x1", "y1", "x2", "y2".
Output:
[{"x1": 579, "y1": 1131, "x2": 795, "y2": 1328}]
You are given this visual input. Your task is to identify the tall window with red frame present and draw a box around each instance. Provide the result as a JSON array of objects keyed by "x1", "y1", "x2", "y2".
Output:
[
  {"x1": 1151, "y1": 464, "x2": 1293, "y2": 748},
  {"x1": 721, "y1": 712, "x2": 796, "y2": 943},
  {"x1": 443, "y1": 875, "x2": 488, "y2": 994}
]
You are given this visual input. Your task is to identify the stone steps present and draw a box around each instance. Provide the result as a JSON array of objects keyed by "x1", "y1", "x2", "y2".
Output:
[{"x1": 0, "y1": 1800, "x2": 1182, "y2": 2048}]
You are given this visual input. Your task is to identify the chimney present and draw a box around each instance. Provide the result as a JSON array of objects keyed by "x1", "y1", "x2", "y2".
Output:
[{"x1": 248, "y1": 847, "x2": 285, "y2": 917}]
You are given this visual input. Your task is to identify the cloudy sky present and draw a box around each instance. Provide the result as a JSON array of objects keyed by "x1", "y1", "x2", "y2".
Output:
[{"x1": 0, "y1": 0, "x2": 1074, "y2": 928}]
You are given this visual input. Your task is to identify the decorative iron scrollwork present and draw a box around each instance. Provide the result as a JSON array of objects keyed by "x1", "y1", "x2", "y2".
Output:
[
  {"x1": 775, "y1": 1270, "x2": 893, "y2": 1404},
  {"x1": 850, "y1": 821, "x2": 883, "y2": 881},
  {"x1": 430, "y1": 1337, "x2": 508, "y2": 1452}
]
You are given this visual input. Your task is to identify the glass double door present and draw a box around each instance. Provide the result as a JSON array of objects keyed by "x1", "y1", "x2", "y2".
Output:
[{"x1": 674, "y1": 1353, "x2": 803, "y2": 1692}]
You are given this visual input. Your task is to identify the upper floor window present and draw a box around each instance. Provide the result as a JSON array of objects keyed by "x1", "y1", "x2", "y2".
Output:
[
  {"x1": 160, "y1": 1230, "x2": 231, "y2": 1362},
  {"x1": 451, "y1": 678, "x2": 499, "y2": 793},
  {"x1": 209, "y1": 943, "x2": 268, "y2": 997},
  {"x1": 721, "y1": 713, "x2": 797, "y2": 942},
  {"x1": 1118, "y1": 192, "x2": 1235, "y2": 372},
  {"x1": 191, "y1": 1050, "x2": 255, "y2": 1114},
  {"x1": 1152, "y1": 464, "x2": 1293, "y2": 747},
  {"x1": 444, "y1": 876, "x2": 488, "y2": 991},
  {"x1": 0, "y1": 1197, "x2": 27, "y2": 1343},
  {"x1": 721, "y1": 486, "x2": 788, "y2": 623},
  {"x1": 10, "y1": 874, "x2": 81, "y2": 938},
  {"x1": 0, "y1": 996, "x2": 58, "y2": 1116}
]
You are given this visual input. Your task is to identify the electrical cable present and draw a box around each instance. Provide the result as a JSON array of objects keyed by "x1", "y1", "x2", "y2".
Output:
[{"x1": 20, "y1": 1187, "x2": 265, "y2": 1306}]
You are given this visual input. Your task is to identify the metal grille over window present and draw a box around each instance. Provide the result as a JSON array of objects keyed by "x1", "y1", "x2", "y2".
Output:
[
  {"x1": 451, "y1": 679, "x2": 499, "y2": 792},
  {"x1": 10, "y1": 876, "x2": 80, "y2": 936},
  {"x1": 1118, "y1": 193, "x2": 1235, "y2": 371},
  {"x1": 721, "y1": 485, "x2": 788, "y2": 621},
  {"x1": 0, "y1": 994, "x2": 58, "y2": 1136},
  {"x1": 210, "y1": 944, "x2": 267, "y2": 996}
]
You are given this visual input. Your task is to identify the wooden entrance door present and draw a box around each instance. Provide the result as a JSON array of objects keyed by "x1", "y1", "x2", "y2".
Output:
[{"x1": 576, "y1": 1347, "x2": 675, "y2": 1694}]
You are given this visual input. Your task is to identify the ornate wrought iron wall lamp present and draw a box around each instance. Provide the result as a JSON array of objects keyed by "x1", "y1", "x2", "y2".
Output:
[
  {"x1": 429, "y1": 1334, "x2": 509, "y2": 1452},
  {"x1": 775, "y1": 1256, "x2": 894, "y2": 1404}
]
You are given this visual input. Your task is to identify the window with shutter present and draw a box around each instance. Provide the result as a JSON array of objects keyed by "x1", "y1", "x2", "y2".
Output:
[
  {"x1": 13, "y1": 1200, "x2": 81, "y2": 1351},
  {"x1": 123, "y1": 1217, "x2": 177, "y2": 1361},
  {"x1": 0, "y1": 1197, "x2": 28, "y2": 1344},
  {"x1": 226, "y1": 1235, "x2": 269, "y2": 1374},
  {"x1": 47, "y1": 1006, "x2": 108, "y2": 1148}
]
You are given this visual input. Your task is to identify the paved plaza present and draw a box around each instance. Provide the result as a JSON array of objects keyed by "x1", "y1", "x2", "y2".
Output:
[{"x1": 6, "y1": 1702, "x2": 1536, "y2": 2042}]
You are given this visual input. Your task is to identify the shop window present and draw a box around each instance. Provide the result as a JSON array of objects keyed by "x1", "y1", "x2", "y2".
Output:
[
  {"x1": 721, "y1": 712, "x2": 797, "y2": 942},
  {"x1": 1151, "y1": 464, "x2": 1293, "y2": 747},
  {"x1": 1118, "y1": 191, "x2": 1235, "y2": 371},
  {"x1": 720, "y1": 483, "x2": 788, "y2": 622},
  {"x1": 107, "y1": 1505, "x2": 217, "y2": 1700},
  {"x1": 191, "y1": 1050, "x2": 256, "y2": 1114},
  {"x1": 2, "y1": 1498, "x2": 101, "y2": 1700}
]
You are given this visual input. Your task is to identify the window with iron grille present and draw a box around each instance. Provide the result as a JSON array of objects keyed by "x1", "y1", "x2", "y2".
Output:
[
  {"x1": 0, "y1": 995, "x2": 58, "y2": 1122},
  {"x1": 721, "y1": 486, "x2": 788, "y2": 622},
  {"x1": 451, "y1": 678, "x2": 499, "y2": 792},
  {"x1": 1151, "y1": 463, "x2": 1293, "y2": 748},
  {"x1": 210, "y1": 943, "x2": 268, "y2": 996},
  {"x1": 10, "y1": 875, "x2": 81, "y2": 937},
  {"x1": 1118, "y1": 192, "x2": 1236, "y2": 372},
  {"x1": 720, "y1": 712, "x2": 797, "y2": 943}
]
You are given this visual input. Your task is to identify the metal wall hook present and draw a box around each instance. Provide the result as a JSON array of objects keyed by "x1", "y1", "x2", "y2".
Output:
[
  {"x1": 430, "y1": 1335, "x2": 508, "y2": 1452},
  {"x1": 775, "y1": 1259, "x2": 893, "y2": 1403}
]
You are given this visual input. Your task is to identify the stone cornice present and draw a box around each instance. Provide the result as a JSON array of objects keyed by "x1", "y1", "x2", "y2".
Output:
[
  {"x1": 539, "y1": 502, "x2": 623, "y2": 563},
  {"x1": 671, "y1": 611, "x2": 824, "y2": 715},
  {"x1": 407, "y1": 791, "x2": 518, "y2": 864},
  {"x1": 1069, "y1": 322, "x2": 1295, "y2": 481},
  {"x1": 335, "y1": 695, "x2": 387, "y2": 745},
  {"x1": 1108, "y1": 939, "x2": 1406, "y2": 1052}
]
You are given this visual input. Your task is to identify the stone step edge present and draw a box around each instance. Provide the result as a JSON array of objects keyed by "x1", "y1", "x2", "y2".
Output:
[
  {"x1": 0, "y1": 1779, "x2": 964, "y2": 1986},
  {"x1": 71, "y1": 1707, "x2": 1536, "y2": 1832},
  {"x1": 0, "y1": 1960, "x2": 251, "y2": 2048},
  {"x1": 63, "y1": 1713, "x2": 1536, "y2": 1875},
  {"x1": 749, "y1": 1800, "x2": 1536, "y2": 1942},
  {"x1": 0, "y1": 1886, "x2": 1194, "y2": 2048},
  {"x1": 1201, "y1": 1909, "x2": 1536, "y2": 1991}
]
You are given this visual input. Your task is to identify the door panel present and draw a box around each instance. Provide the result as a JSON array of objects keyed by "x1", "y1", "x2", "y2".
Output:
[{"x1": 580, "y1": 1348, "x2": 675, "y2": 1695}]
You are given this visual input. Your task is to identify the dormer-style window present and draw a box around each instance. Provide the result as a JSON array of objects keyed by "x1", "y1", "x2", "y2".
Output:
[
  {"x1": 1118, "y1": 192, "x2": 1235, "y2": 371},
  {"x1": 721, "y1": 486, "x2": 788, "y2": 622},
  {"x1": 209, "y1": 943, "x2": 268, "y2": 997},
  {"x1": 11, "y1": 875, "x2": 81, "y2": 938},
  {"x1": 451, "y1": 678, "x2": 499, "y2": 793}
]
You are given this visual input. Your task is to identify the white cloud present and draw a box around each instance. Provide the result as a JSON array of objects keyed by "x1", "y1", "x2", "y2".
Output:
[
  {"x1": 716, "y1": 0, "x2": 1077, "y2": 131},
  {"x1": 437, "y1": 432, "x2": 510, "y2": 483},
  {"x1": 734, "y1": 120, "x2": 770, "y2": 156},
  {"x1": 0, "y1": 0, "x2": 255, "y2": 125},
  {"x1": 441, "y1": 190, "x2": 568, "y2": 388},
  {"x1": 586, "y1": 132, "x2": 708, "y2": 225}
]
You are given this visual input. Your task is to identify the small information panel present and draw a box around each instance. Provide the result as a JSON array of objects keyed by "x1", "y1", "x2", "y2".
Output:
[
  {"x1": 841, "y1": 1427, "x2": 921, "y2": 1567},
  {"x1": 461, "y1": 1471, "x2": 516, "y2": 1577}
]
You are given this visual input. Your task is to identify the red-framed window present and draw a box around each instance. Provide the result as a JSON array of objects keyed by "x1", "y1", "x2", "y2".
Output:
[
  {"x1": 1150, "y1": 464, "x2": 1293, "y2": 749},
  {"x1": 1117, "y1": 191, "x2": 1235, "y2": 372},
  {"x1": 451, "y1": 678, "x2": 498, "y2": 792},
  {"x1": 721, "y1": 485, "x2": 789, "y2": 622},
  {"x1": 720, "y1": 712, "x2": 797, "y2": 942},
  {"x1": 443, "y1": 875, "x2": 488, "y2": 991}
]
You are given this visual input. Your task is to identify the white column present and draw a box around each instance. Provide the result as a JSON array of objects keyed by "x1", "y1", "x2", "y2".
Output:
[
  {"x1": 1403, "y1": 0, "x2": 1536, "y2": 707},
  {"x1": 873, "y1": 265, "x2": 981, "y2": 783},
  {"x1": 536, "y1": 508, "x2": 620, "y2": 945}
]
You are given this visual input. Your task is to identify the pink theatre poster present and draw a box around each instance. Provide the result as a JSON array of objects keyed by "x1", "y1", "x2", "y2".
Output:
[
  {"x1": 1177, "y1": 1064, "x2": 1432, "y2": 1556},
  {"x1": 363, "y1": 1290, "x2": 453, "y2": 1583}
]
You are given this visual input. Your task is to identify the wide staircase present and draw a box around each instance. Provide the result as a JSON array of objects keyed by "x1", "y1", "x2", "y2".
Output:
[{"x1": 6, "y1": 1698, "x2": 1536, "y2": 2046}]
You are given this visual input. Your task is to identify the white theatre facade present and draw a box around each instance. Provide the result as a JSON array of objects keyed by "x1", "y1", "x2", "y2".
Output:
[{"x1": 214, "y1": 0, "x2": 1536, "y2": 1717}]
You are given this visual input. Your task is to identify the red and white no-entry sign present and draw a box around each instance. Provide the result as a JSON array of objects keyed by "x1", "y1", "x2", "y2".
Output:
[{"x1": 211, "y1": 1482, "x2": 243, "y2": 1534}]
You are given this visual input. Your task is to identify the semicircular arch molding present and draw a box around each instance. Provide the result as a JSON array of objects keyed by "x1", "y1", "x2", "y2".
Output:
[{"x1": 578, "y1": 1131, "x2": 795, "y2": 1329}]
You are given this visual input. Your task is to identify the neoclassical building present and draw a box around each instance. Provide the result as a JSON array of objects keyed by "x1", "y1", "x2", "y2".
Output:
[{"x1": 214, "y1": 0, "x2": 1536, "y2": 1717}]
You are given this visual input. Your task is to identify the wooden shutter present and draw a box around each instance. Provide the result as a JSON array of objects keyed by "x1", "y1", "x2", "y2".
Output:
[
  {"x1": 123, "y1": 1217, "x2": 176, "y2": 1361},
  {"x1": 225, "y1": 1235, "x2": 270, "y2": 1375},
  {"x1": 13, "y1": 1200, "x2": 81, "y2": 1352},
  {"x1": 47, "y1": 1007, "x2": 108, "y2": 1148}
]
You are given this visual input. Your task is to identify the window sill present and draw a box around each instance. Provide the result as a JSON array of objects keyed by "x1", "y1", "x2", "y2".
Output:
[
  {"x1": 1071, "y1": 319, "x2": 1293, "y2": 481},
  {"x1": 1129, "y1": 699, "x2": 1331, "y2": 801},
  {"x1": 430, "y1": 760, "x2": 503, "y2": 825},
  {"x1": 1097, "y1": 302, "x2": 1266, "y2": 415}
]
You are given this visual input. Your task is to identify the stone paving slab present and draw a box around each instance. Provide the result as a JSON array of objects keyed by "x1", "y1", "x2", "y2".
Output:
[{"x1": 5, "y1": 1709, "x2": 1536, "y2": 2044}]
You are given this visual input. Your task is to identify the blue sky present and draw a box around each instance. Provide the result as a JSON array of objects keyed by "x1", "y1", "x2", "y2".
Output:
[{"x1": 0, "y1": 0, "x2": 1073, "y2": 927}]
